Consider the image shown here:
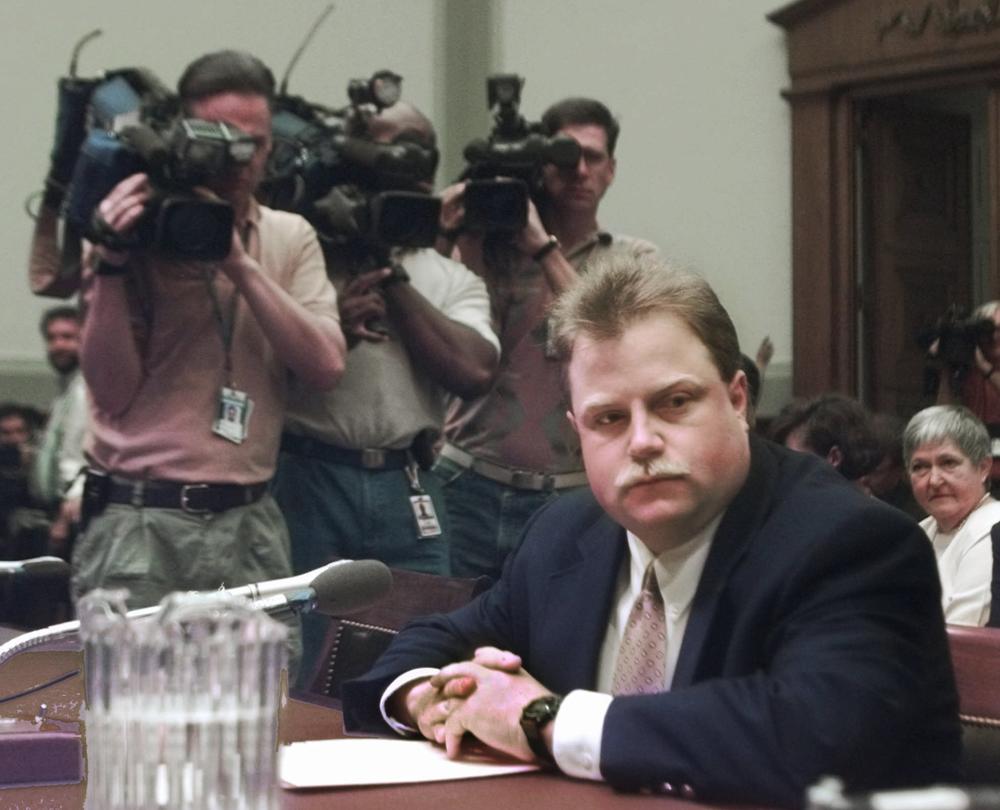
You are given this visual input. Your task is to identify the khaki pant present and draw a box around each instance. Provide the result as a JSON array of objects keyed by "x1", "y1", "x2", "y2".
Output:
[{"x1": 72, "y1": 493, "x2": 301, "y2": 675}]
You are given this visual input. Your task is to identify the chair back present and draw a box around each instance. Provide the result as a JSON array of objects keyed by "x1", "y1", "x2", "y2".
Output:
[
  {"x1": 988, "y1": 523, "x2": 1000, "y2": 628},
  {"x1": 299, "y1": 567, "x2": 491, "y2": 706},
  {"x1": 947, "y1": 624, "x2": 1000, "y2": 782}
]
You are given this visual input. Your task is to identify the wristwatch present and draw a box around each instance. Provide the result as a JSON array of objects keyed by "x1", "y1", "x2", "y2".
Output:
[
  {"x1": 381, "y1": 262, "x2": 411, "y2": 288},
  {"x1": 520, "y1": 694, "x2": 563, "y2": 764},
  {"x1": 531, "y1": 234, "x2": 560, "y2": 262}
]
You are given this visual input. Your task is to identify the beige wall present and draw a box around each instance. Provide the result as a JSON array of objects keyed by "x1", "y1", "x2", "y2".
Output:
[{"x1": 0, "y1": 0, "x2": 792, "y2": 412}]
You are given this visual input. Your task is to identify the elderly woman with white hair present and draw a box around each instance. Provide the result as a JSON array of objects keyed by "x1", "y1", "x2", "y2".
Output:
[{"x1": 904, "y1": 404, "x2": 1000, "y2": 625}]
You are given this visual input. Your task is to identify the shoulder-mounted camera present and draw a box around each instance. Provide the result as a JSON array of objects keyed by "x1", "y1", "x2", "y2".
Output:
[
  {"x1": 460, "y1": 74, "x2": 581, "y2": 232},
  {"x1": 259, "y1": 69, "x2": 441, "y2": 256}
]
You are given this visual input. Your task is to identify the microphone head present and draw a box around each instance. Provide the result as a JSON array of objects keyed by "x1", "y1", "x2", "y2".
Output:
[
  {"x1": 309, "y1": 560, "x2": 393, "y2": 616},
  {"x1": 0, "y1": 556, "x2": 72, "y2": 578}
]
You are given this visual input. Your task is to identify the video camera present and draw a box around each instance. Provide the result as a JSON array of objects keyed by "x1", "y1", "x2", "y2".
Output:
[
  {"x1": 917, "y1": 306, "x2": 996, "y2": 369},
  {"x1": 460, "y1": 74, "x2": 582, "y2": 232},
  {"x1": 47, "y1": 33, "x2": 251, "y2": 262},
  {"x1": 260, "y1": 70, "x2": 441, "y2": 253}
]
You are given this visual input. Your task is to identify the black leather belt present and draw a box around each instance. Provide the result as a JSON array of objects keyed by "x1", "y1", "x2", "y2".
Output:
[
  {"x1": 106, "y1": 477, "x2": 269, "y2": 514},
  {"x1": 280, "y1": 433, "x2": 411, "y2": 470}
]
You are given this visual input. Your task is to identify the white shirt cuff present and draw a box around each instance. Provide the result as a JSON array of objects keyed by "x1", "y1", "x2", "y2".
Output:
[
  {"x1": 551, "y1": 689, "x2": 612, "y2": 780},
  {"x1": 379, "y1": 667, "x2": 441, "y2": 736}
]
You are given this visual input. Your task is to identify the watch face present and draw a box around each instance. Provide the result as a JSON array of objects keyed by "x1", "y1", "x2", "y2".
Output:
[
  {"x1": 523, "y1": 695, "x2": 561, "y2": 725},
  {"x1": 521, "y1": 695, "x2": 562, "y2": 763}
]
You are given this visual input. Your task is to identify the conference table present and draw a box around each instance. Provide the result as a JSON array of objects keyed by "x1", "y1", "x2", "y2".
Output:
[{"x1": 0, "y1": 628, "x2": 742, "y2": 809}]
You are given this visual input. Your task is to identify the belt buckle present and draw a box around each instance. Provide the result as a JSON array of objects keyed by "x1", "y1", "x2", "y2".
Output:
[
  {"x1": 510, "y1": 470, "x2": 540, "y2": 490},
  {"x1": 360, "y1": 449, "x2": 386, "y2": 469},
  {"x1": 180, "y1": 484, "x2": 211, "y2": 514}
]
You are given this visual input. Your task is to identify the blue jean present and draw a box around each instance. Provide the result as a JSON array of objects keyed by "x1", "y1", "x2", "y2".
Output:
[
  {"x1": 432, "y1": 455, "x2": 582, "y2": 581},
  {"x1": 271, "y1": 451, "x2": 450, "y2": 688}
]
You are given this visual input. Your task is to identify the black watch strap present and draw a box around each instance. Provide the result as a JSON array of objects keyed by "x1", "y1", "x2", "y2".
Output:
[
  {"x1": 520, "y1": 694, "x2": 563, "y2": 764},
  {"x1": 531, "y1": 234, "x2": 560, "y2": 262},
  {"x1": 381, "y1": 262, "x2": 411, "y2": 288}
]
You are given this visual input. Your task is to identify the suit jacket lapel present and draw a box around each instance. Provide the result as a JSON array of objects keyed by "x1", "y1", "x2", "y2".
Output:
[
  {"x1": 672, "y1": 434, "x2": 777, "y2": 687},
  {"x1": 542, "y1": 513, "x2": 626, "y2": 690}
]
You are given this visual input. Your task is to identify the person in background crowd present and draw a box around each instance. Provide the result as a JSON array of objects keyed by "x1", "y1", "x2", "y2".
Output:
[
  {"x1": 904, "y1": 404, "x2": 1000, "y2": 625},
  {"x1": 28, "y1": 306, "x2": 87, "y2": 558},
  {"x1": 70, "y1": 51, "x2": 346, "y2": 676},
  {"x1": 0, "y1": 403, "x2": 37, "y2": 555},
  {"x1": 863, "y1": 412, "x2": 923, "y2": 519},
  {"x1": 768, "y1": 393, "x2": 880, "y2": 489},
  {"x1": 271, "y1": 101, "x2": 498, "y2": 686},
  {"x1": 435, "y1": 97, "x2": 657, "y2": 581},
  {"x1": 933, "y1": 300, "x2": 1000, "y2": 490}
]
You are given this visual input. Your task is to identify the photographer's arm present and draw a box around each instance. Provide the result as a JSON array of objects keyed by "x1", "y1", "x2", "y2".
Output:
[
  {"x1": 79, "y1": 174, "x2": 151, "y2": 415},
  {"x1": 382, "y1": 272, "x2": 498, "y2": 399},
  {"x1": 219, "y1": 234, "x2": 346, "y2": 391},
  {"x1": 81, "y1": 273, "x2": 144, "y2": 415},
  {"x1": 29, "y1": 203, "x2": 82, "y2": 298},
  {"x1": 515, "y1": 200, "x2": 578, "y2": 295}
]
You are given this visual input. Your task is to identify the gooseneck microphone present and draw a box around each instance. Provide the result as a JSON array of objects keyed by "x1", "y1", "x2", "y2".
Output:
[
  {"x1": 0, "y1": 559, "x2": 394, "y2": 666},
  {"x1": 0, "y1": 556, "x2": 72, "y2": 578},
  {"x1": 250, "y1": 559, "x2": 393, "y2": 620}
]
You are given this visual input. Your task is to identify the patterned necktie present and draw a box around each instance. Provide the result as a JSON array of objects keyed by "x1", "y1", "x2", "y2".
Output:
[{"x1": 611, "y1": 561, "x2": 667, "y2": 695}]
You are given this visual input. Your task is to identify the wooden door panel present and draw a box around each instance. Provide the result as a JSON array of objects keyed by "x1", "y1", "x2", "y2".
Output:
[{"x1": 865, "y1": 106, "x2": 971, "y2": 416}]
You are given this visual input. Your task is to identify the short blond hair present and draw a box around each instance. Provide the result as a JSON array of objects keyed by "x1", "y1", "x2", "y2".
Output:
[{"x1": 549, "y1": 254, "x2": 741, "y2": 382}]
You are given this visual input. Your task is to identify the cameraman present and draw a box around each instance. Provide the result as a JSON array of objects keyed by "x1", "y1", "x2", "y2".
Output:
[
  {"x1": 272, "y1": 101, "x2": 498, "y2": 600},
  {"x1": 435, "y1": 97, "x2": 657, "y2": 580},
  {"x1": 934, "y1": 300, "x2": 1000, "y2": 485},
  {"x1": 72, "y1": 51, "x2": 346, "y2": 624}
]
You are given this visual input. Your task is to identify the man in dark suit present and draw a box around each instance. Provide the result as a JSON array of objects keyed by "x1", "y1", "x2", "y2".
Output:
[{"x1": 342, "y1": 255, "x2": 961, "y2": 808}]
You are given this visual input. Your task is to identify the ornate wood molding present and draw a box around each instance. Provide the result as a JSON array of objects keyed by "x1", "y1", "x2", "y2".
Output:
[{"x1": 879, "y1": 0, "x2": 1000, "y2": 41}]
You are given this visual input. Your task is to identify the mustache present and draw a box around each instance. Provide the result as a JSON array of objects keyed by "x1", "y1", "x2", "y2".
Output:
[{"x1": 615, "y1": 458, "x2": 691, "y2": 489}]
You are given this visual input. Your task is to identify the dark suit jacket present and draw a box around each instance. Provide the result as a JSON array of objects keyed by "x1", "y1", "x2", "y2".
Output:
[{"x1": 343, "y1": 436, "x2": 961, "y2": 807}]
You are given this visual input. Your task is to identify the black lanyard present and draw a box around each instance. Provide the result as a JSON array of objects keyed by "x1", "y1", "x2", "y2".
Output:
[{"x1": 203, "y1": 222, "x2": 252, "y2": 385}]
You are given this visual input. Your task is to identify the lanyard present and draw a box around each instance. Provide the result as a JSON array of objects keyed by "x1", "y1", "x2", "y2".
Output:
[
  {"x1": 204, "y1": 271, "x2": 239, "y2": 385},
  {"x1": 203, "y1": 222, "x2": 252, "y2": 385}
]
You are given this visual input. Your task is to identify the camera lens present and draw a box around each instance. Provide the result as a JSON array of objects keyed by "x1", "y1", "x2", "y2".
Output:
[{"x1": 154, "y1": 198, "x2": 233, "y2": 261}]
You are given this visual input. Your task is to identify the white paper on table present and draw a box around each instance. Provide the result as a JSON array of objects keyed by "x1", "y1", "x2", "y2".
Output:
[{"x1": 279, "y1": 737, "x2": 540, "y2": 789}]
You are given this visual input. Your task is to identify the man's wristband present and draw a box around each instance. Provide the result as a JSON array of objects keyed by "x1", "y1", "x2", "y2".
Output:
[
  {"x1": 531, "y1": 235, "x2": 560, "y2": 262},
  {"x1": 93, "y1": 259, "x2": 129, "y2": 277}
]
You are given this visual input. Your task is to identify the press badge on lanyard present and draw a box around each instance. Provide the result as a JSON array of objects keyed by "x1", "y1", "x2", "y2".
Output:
[
  {"x1": 205, "y1": 267, "x2": 254, "y2": 445},
  {"x1": 213, "y1": 386, "x2": 253, "y2": 444},
  {"x1": 406, "y1": 463, "x2": 442, "y2": 538}
]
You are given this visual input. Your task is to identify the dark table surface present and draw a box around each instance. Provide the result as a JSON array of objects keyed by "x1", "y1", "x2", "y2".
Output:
[{"x1": 0, "y1": 635, "x2": 739, "y2": 809}]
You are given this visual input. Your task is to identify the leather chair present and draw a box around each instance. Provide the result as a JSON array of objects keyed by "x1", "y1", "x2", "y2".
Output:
[
  {"x1": 297, "y1": 567, "x2": 491, "y2": 707},
  {"x1": 947, "y1": 624, "x2": 1000, "y2": 782},
  {"x1": 988, "y1": 523, "x2": 1000, "y2": 628}
]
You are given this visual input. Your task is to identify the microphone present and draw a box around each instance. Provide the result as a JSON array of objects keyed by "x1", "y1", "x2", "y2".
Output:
[
  {"x1": 0, "y1": 559, "x2": 394, "y2": 665},
  {"x1": 0, "y1": 556, "x2": 71, "y2": 578},
  {"x1": 250, "y1": 559, "x2": 393, "y2": 619}
]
